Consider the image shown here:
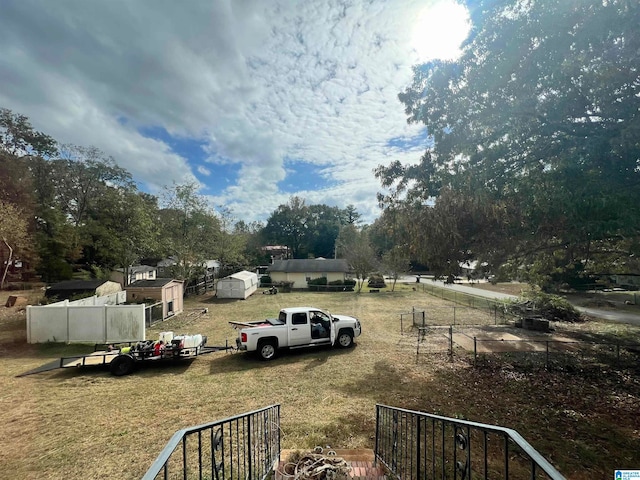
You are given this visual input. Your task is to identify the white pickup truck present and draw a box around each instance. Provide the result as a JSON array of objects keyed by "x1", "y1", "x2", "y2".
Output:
[{"x1": 231, "y1": 306, "x2": 362, "y2": 360}]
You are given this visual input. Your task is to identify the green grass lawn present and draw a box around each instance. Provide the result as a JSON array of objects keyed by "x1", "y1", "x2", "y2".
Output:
[{"x1": 1, "y1": 286, "x2": 639, "y2": 479}]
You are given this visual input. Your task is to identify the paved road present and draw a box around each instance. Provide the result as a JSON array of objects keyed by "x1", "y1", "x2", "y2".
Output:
[
  {"x1": 574, "y1": 307, "x2": 640, "y2": 326},
  {"x1": 400, "y1": 275, "x2": 640, "y2": 326},
  {"x1": 400, "y1": 276, "x2": 518, "y2": 300}
]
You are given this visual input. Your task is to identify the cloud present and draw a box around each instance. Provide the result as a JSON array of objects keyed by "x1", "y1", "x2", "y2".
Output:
[
  {"x1": 197, "y1": 165, "x2": 211, "y2": 176},
  {"x1": 0, "y1": 0, "x2": 467, "y2": 223}
]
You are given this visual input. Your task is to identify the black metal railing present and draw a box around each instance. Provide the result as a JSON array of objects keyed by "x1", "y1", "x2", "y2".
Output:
[
  {"x1": 142, "y1": 404, "x2": 280, "y2": 480},
  {"x1": 375, "y1": 404, "x2": 565, "y2": 479}
]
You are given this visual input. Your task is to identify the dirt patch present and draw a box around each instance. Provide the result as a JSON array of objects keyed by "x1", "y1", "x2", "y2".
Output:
[{"x1": 449, "y1": 325, "x2": 581, "y2": 353}]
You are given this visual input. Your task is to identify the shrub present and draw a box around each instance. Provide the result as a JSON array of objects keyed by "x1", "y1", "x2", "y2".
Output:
[
  {"x1": 506, "y1": 288, "x2": 583, "y2": 322},
  {"x1": 307, "y1": 277, "x2": 328, "y2": 291},
  {"x1": 367, "y1": 275, "x2": 386, "y2": 288},
  {"x1": 260, "y1": 275, "x2": 272, "y2": 287},
  {"x1": 273, "y1": 281, "x2": 294, "y2": 292}
]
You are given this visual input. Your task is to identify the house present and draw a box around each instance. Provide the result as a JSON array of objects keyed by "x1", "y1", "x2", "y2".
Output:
[
  {"x1": 126, "y1": 278, "x2": 184, "y2": 319},
  {"x1": 45, "y1": 279, "x2": 122, "y2": 300},
  {"x1": 216, "y1": 270, "x2": 259, "y2": 299},
  {"x1": 261, "y1": 245, "x2": 290, "y2": 262},
  {"x1": 156, "y1": 257, "x2": 220, "y2": 277},
  {"x1": 110, "y1": 265, "x2": 157, "y2": 287},
  {"x1": 268, "y1": 258, "x2": 352, "y2": 289}
]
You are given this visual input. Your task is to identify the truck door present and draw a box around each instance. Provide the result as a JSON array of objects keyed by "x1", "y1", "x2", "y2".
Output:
[
  {"x1": 309, "y1": 310, "x2": 334, "y2": 345},
  {"x1": 289, "y1": 312, "x2": 311, "y2": 346}
]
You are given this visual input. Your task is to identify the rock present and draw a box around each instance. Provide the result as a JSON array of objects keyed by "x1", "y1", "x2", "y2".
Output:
[{"x1": 522, "y1": 316, "x2": 550, "y2": 332}]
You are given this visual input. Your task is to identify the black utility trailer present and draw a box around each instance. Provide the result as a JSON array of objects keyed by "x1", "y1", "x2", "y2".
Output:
[{"x1": 19, "y1": 334, "x2": 232, "y2": 377}]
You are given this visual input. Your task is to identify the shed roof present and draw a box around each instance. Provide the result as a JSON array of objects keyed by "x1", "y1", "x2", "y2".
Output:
[
  {"x1": 45, "y1": 279, "x2": 120, "y2": 298},
  {"x1": 47, "y1": 279, "x2": 109, "y2": 291},
  {"x1": 227, "y1": 270, "x2": 258, "y2": 281},
  {"x1": 268, "y1": 259, "x2": 350, "y2": 273},
  {"x1": 128, "y1": 278, "x2": 180, "y2": 288}
]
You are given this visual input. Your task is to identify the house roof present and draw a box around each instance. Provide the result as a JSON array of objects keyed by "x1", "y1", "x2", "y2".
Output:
[
  {"x1": 128, "y1": 278, "x2": 181, "y2": 288},
  {"x1": 268, "y1": 259, "x2": 350, "y2": 273},
  {"x1": 114, "y1": 265, "x2": 156, "y2": 274}
]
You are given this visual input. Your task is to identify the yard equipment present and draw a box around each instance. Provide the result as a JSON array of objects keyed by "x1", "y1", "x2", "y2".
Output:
[{"x1": 17, "y1": 332, "x2": 232, "y2": 377}]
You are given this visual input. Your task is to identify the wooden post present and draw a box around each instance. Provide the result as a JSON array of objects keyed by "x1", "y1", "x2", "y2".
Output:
[
  {"x1": 473, "y1": 337, "x2": 477, "y2": 367},
  {"x1": 545, "y1": 341, "x2": 549, "y2": 369}
]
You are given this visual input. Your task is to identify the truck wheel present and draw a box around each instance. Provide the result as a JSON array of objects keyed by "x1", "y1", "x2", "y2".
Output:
[
  {"x1": 258, "y1": 340, "x2": 277, "y2": 361},
  {"x1": 337, "y1": 330, "x2": 354, "y2": 348},
  {"x1": 110, "y1": 354, "x2": 136, "y2": 376}
]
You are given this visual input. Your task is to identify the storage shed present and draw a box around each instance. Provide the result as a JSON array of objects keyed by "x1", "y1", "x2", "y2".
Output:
[
  {"x1": 216, "y1": 270, "x2": 258, "y2": 299},
  {"x1": 126, "y1": 278, "x2": 184, "y2": 319}
]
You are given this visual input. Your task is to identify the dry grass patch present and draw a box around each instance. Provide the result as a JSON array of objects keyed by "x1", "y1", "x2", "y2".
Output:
[{"x1": 0, "y1": 287, "x2": 638, "y2": 480}]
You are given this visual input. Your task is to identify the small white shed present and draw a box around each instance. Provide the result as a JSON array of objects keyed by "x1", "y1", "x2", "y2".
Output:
[{"x1": 216, "y1": 270, "x2": 258, "y2": 299}]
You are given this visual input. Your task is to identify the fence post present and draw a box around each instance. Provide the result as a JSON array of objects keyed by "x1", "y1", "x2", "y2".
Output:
[
  {"x1": 545, "y1": 341, "x2": 549, "y2": 370},
  {"x1": 473, "y1": 337, "x2": 477, "y2": 367},
  {"x1": 247, "y1": 414, "x2": 252, "y2": 477},
  {"x1": 453, "y1": 306, "x2": 456, "y2": 325},
  {"x1": 449, "y1": 325, "x2": 453, "y2": 357},
  {"x1": 494, "y1": 305, "x2": 497, "y2": 325},
  {"x1": 416, "y1": 416, "x2": 421, "y2": 479}
]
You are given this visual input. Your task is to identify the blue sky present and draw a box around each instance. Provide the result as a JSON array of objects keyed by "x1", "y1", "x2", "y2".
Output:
[{"x1": 0, "y1": 0, "x2": 469, "y2": 224}]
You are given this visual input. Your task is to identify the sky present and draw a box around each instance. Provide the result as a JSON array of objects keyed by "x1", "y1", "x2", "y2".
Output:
[{"x1": 0, "y1": 0, "x2": 469, "y2": 224}]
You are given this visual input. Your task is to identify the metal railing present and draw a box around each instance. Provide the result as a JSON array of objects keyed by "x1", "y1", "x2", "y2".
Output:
[
  {"x1": 142, "y1": 404, "x2": 280, "y2": 480},
  {"x1": 375, "y1": 404, "x2": 565, "y2": 479}
]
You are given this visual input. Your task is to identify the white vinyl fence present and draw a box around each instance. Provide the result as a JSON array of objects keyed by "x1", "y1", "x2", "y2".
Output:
[
  {"x1": 26, "y1": 291, "x2": 145, "y2": 344},
  {"x1": 45, "y1": 291, "x2": 126, "y2": 307}
]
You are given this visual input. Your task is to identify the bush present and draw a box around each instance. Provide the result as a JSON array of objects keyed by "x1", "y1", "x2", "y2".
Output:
[
  {"x1": 367, "y1": 275, "x2": 386, "y2": 288},
  {"x1": 260, "y1": 275, "x2": 272, "y2": 287},
  {"x1": 307, "y1": 277, "x2": 328, "y2": 291},
  {"x1": 273, "y1": 281, "x2": 294, "y2": 292},
  {"x1": 506, "y1": 288, "x2": 583, "y2": 322}
]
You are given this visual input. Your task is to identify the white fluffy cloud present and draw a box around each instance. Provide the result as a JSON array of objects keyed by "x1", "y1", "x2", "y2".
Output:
[{"x1": 0, "y1": 0, "x2": 468, "y2": 222}]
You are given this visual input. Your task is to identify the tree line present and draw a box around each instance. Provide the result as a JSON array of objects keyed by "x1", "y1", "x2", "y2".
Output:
[{"x1": 0, "y1": 112, "x2": 379, "y2": 288}]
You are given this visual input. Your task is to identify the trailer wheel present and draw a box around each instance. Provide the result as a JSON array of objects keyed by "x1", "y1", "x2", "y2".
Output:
[
  {"x1": 110, "y1": 354, "x2": 136, "y2": 376},
  {"x1": 337, "y1": 330, "x2": 353, "y2": 348},
  {"x1": 257, "y1": 340, "x2": 277, "y2": 361}
]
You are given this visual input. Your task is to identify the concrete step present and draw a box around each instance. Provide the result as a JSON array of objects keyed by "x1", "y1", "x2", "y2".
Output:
[{"x1": 275, "y1": 449, "x2": 386, "y2": 480}]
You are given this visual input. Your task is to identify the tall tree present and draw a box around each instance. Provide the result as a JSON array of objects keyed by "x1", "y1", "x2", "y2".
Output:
[
  {"x1": 0, "y1": 108, "x2": 57, "y2": 283},
  {"x1": 235, "y1": 220, "x2": 267, "y2": 266},
  {"x1": 84, "y1": 189, "x2": 161, "y2": 284},
  {"x1": 160, "y1": 183, "x2": 220, "y2": 281},
  {"x1": 381, "y1": 245, "x2": 411, "y2": 292},
  {"x1": 262, "y1": 197, "x2": 309, "y2": 258},
  {"x1": 214, "y1": 206, "x2": 246, "y2": 277},
  {"x1": 0, "y1": 108, "x2": 57, "y2": 157},
  {"x1": 379, "y1": 0, "x2": 640, "y2": 290},
  {"x1": 344, "y1": 204, "x2": 362, "y2": 225},
  {"x1": 306, "y1": 204, "x2": 346, "y2": 258},
  {"x1": 335, "y1": 224, "x2": 377, "y2": 293},
  {"x1": 0, "y1": 201, "x2": 29, "y2": 288}
]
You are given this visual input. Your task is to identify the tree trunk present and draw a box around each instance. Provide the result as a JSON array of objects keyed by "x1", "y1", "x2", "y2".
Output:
[{"x1": 1, "y1": 237, "x2": 13, "y2": 290}]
